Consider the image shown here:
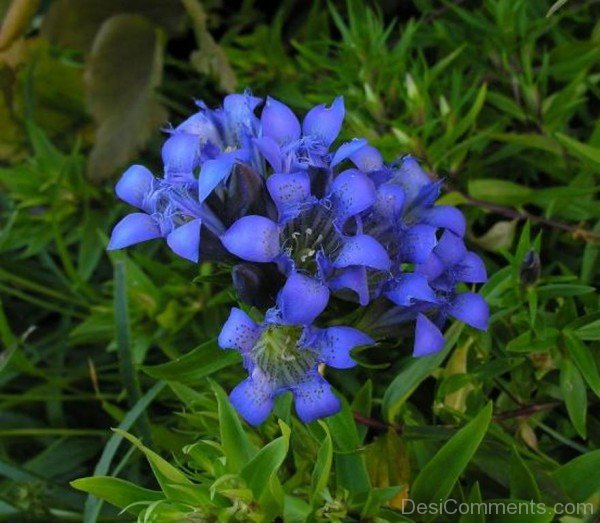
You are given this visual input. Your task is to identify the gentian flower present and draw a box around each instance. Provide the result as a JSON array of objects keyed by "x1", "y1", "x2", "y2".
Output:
[
  {"x1": 255, "y1": 96, "x2": 366, "y2": 175},
  {"x1": 106, "y1": 164, "x2": 212, "y2": 262},
  {"x1": 220, "y1": 168, "x2": 391, "y2": 312},
  {"x1": 218, "y1": 273, "x2": 374, "y2": 425},
  {"x1": 161, "y1": 92, "x2": 263, "y2": 201}
]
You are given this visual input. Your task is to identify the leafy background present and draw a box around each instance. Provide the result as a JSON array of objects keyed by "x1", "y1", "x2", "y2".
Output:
[{"x1": 0, "y1": 0, "x2": 599, "y2": 521}]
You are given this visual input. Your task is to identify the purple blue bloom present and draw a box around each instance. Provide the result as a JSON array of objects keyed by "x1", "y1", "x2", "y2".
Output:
[
  {"x1": 218, "y1": 273, "x2": 374, "y2": 425},
  {"x1": 107, "y1": 92, "x2": 490, "y2": 425}
]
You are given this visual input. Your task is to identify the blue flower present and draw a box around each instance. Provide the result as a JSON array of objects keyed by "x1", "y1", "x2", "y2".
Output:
[
  {"x1": 218, "y1": 273, "x2": 374, "y2": 425},
  {"x1": 385, "y1": 231, "x2": 489, "y2": 356},
  {"x1": 107, "y1": 165, "x2": 208, "y2": 262},
  {"x1": 161, "y1": 92, "x2": 263, "y2": 201},
  {"x1": 220, "y1": 168, "x2": 390, "y2": 310},
  {"x1": 255, "y1": 96, "x2": 366, "y2": 174}
]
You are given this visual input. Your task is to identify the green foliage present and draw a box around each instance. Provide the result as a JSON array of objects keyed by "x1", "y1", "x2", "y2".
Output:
[{"x1": 0, "y1": 0, "x2": 599, "y2": 521}]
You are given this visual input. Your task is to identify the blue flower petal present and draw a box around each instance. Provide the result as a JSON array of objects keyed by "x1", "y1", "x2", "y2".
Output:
[
  {"x1": 302, "y1": 96, "x2": 344, "y2": 147},
  {"x1": 433, "y1": 230, "x2": 467, "y2": 266},
  {"x1": 374, "y1": 183, "x2": 405, "y2": 219},
  {"x1": 413, "y1": 313, "x2": 445, "y2": 357},
  {"x1": 115, "y1": 165, "x2": 154, "y2": 210},
  {"x1": 349, "y1": 144, "x2": 383, "y2": 171},
  {"x1": 394, "y1": 156, "x2": 432, "y2": 203},
  {"x1": 166, "y1": 218, "x2": 202, "y2": 262},
  {"x1": 455, "y1": 252, "x2": 487, "y2": 283},
  {"x1": 329, "y1": 266, "x2": 370, "y2": 306},
  {"x1": 218, "y1": 307, "x2": 261, "y2": 352},
  {"x1": 317, "y1": 326, "x2": 373, "y2": 369},
  {"x1": 267, "y1": 172, "x2": 311, "y2": 219},
  {"x1": 221, "y1": 215, "x2": 280, "y2": 262},
  {"x1": 386, "y1": 273, "x2": 438, "y2": 307},
  {"x1": 448, "y1": 292, "x2": 489, "y2": 330},
  {"x1": 416, "y1": 253, "x2": 446, "y2": 282},
  {"x1": 292, "y1": 374, "x2": 341, "y2": 423},
  {"x1": 277, "y1": 272, "x2": 330, "y2": 325},
  {"x1": 230, "y1": 376, "x2": 274, "y2": 426},
  {"x1": 254, "y1": 136, "x2": 282, "y2": 172},
  {"x1": 198, "y1": 154, "x2": 236, "y2": 202},
  {"x1": 175, "y1": 111, "x2": 221, "y2": 145},
  {"x1": 107, "y1": 213, "x2": 161, "y2": 250},
  {"x1": 162, "y1": 132, "x2": 199, "y2": 180},
  {"x1": 261, "y1": 97, "x2": 301, "y2": 144},
  {"x1": 331, "y1": 138, "x2": 368, "y2": 167},
  {"x1": 334, "y1": 235, "x2": 391, "y2": 271},
  {"x1": 397, "y1": 224, "x2": 438, "y2": 263},
  {"x1": 421, "y1": 205, "x2": 466, "y2": 237},
  {"x1": 330, "y1": 169, "x2": 377, "y2": 221}
]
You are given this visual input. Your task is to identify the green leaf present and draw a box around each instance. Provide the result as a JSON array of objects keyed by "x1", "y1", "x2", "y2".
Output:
[
  {"x1": 458, "y1": 483, "x2": 484, "y2": 523},
  {"x1": 563, "y1": 331, "x2": 600, "y2": 397},
  {"x1": 210, "y1": 379, "x2": 257, "y2": 472},
  {"x1": 241, "y1": 420, "x2": 290, "y2": 499},
  {"x1": 536, "y1": 284, "x2": 595, "y2": 300},
  {"x1": 71, "y1": 476, "x2": 163, "y2": 515},
  {"x1": 410, "y1": 403, "x2": 493, "y2": 506},
  {"x1": 559, "y1": 358, "x2": 587, "y2": 438},
  {"x1": 555, "y1": 132, "x2": 600, "y2": 167},
  {"x1": 310, "y1": 422, "x2": 333, "y2": 504},
  {"x1": 326, "y1": 397, "x2": 371, "y2": 493},
  {"x1": 84, "y1": 380, "x2": 166, "y2": 522},
  {"x1": 468, "y1": 179, "x2": 533, "y2": 206},
  {"x1": 142, "y1": 339, "x2": 241, "y2": 383},
  {"x1": 85, "y1": 13, "x2": 167, "y2": 180},
  {"x1": 509, "y1": 447, "x2": 541, "y2": 501},
  {"x1": 383, "y1": 323, "x2": 463, "y2": 421},
  {"x1": 113, "y1": 428, "x2": 193, "y2": 501},
  {"x1": 573, "y1": 319, "x2": 600, "y2": 341},
  {"x1": 552, "y1": 450, "x2": 600, "y2": 502}
]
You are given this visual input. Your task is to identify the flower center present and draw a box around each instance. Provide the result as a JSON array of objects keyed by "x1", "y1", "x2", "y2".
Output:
[
  {"x1": 282, "y1": 204, "x2": 341, "y2": 272},
  {"x1": 252, "y1": 325, "x2": 318, "y2": 388}
]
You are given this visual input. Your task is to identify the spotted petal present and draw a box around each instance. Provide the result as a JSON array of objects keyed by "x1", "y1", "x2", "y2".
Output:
[
  {"x1": 413, "y1": 313, "x2": 445, "y2": 357},
  {"x1": 317, "y1": 326, "x2": 373, "y2": 369},
  {"x1": 302, "y1": 96, "x2": 344, "y2": 147},
  {"x1": 230, "y1": 376, "x2": 274, "y2": 426},
  {"x1": 386, "y1": 273, "x2": 438, "y2": 307},
  {"x1": 107, "y1": 213, "x2": 161, "y2": 250},
  {"x1": 261, "y1": 97, "x2": 301, "y2": 144},
  {"x1": 455, "y1": 252, "x2": 487, "y2": 283},
  {"x1": 267, "y1": 172, "x2": 311, "y2": 219},
  {"x1": 349, "y1": 145, "x2": 383, "y2": 172},
  {"x1": 221, "y1": 215, "x2": 280, "y2": 262},
  {"x1": 448, "y1": 292, "x2": 489, "y2": 330},
  {"x1": 433, "y1": 230, "x2": 467, "y2": 266},
  {"x1": 334, "y1": 235, "x2": 391, "y2": 271},
  {"x1": 218, "y1": 307, "x2": 261, "y2": 352},
  {"x1": 330, "y1": 169, "x2": 377, "y2": 221},
  {"x1": 421, "y1": 206, "x2": 467, "y2": 237},
  {"x1": 397, "y1": 224, "x2": 437, "y2": 264},
  {"x1": 292, "y1": 374, "x2": 341, "y2": 423},
  {"x1": 374, "y1": 184, "x2": 405, "y2": 220},
  {"x1": 166, "y1": 218, "x2": 202, "y2": 262},
  {"x1": 277, "y1": 272, "x2": 329, "y2": 325},
  {"x1": 115, "y1": 165, "x2": 154, "y2": 210}
]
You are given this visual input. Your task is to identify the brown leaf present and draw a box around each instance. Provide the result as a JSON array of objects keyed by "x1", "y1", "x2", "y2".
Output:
[
  {"x1": 183, "y1": 0, "x2": 237, "y2": 93},
  {"x1": 41, "y1": 0, "x2": 186, "y2": 53},
  {"x1": 85, "y1": 14, "x2": 167, "y2": 181},
  {"x1": 0, "y1": 0, "x2": 39, "y2": 51}
]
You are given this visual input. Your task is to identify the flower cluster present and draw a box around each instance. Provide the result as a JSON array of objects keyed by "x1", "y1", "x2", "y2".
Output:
[{"x1": 108, "y1": 92, "x2": 489, "y2": 425}]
